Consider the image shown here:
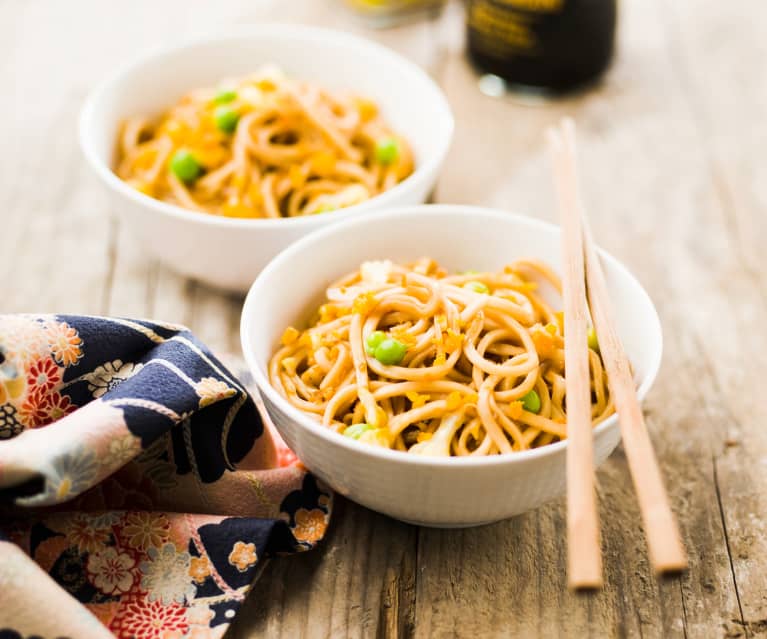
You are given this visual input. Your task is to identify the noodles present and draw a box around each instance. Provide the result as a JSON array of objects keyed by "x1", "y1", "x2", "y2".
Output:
[
  {"x1": 115, "y1": 66, "x2": 414, "y2": 218},
  {"x1": 269, "y1": 258, "x2": 615, "y2": 457}
]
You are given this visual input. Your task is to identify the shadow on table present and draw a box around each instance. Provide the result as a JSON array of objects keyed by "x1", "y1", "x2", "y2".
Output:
[{"x1": 226, "y1": 496, "x2": 418, "y2": 638}]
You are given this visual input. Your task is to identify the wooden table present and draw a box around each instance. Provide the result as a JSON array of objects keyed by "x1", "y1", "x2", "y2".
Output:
[{"x1": 3, "y1": 1, "x2": 766, "y2": 636}]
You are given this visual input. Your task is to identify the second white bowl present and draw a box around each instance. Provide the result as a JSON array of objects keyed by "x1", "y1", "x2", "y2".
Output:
[
  {"x1": 80, "y1": 25, "x2": 453, "y2": 292},
  {"x1": 241, "y1": 205, "x2": 663, "y2": 527}
]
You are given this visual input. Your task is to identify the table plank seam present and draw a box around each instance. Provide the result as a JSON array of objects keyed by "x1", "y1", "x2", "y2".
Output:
[
  {"x1": 677, "y1": 579, "x2": 689, "y2": 639},
  {"x1": 712, "y1": 455, "x2": 747, "y2": 632},
  {"x1": 692, "y1": 336, "x2": 750, "y2": 634}
]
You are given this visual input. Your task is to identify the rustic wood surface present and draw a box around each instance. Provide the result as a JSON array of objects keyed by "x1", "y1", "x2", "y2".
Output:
[{"x1": 2, "y1": 0, "x2": 766, "y2": 637}]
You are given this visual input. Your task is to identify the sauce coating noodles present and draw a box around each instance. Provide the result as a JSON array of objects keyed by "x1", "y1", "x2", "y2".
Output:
[
  {"x1": 116, "y1": 66, "x2": 414, "y2": 218},
  {"x1": 270, "y1": 258, "x2": 614, "y2": 456}
]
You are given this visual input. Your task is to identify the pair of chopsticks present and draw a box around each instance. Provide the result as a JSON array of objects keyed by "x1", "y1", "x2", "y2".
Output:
[{"x1": 547, "y1": 119, "x2": 687, "y2": 589}]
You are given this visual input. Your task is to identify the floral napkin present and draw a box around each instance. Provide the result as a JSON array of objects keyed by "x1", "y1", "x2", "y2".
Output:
[{"x1": 0, "y1": 315, "x2": 332, "y2": 639}]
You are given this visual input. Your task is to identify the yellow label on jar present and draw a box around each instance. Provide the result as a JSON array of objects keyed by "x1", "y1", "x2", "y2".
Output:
[
  {"x1": 469, "y1": 2, "x2": 538, "y2": 57},
  {"x1": 495, "y1": 0, "x2": 562, "y2": 10},
  {"x1": 347, "y1": 0, "x2": 444, "y2": 10}
]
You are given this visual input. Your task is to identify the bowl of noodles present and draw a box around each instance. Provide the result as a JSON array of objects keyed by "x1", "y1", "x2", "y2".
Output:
[
  {"x1": 241, "y1": 205, "x2": 663, "y2": 527},
  {"x1": 79, "y1": 25, "x2": 453, "y2": 292}
]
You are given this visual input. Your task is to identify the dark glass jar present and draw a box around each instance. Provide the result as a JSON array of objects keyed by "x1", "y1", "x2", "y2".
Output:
[{"x1": 466, "y1": 0, "x2": 617, "y2": 93}]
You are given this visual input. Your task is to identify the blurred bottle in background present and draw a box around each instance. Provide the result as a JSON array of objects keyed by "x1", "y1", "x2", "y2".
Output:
[
  {"x1": 344, "y1": 0, "x2": 447, "y2": 27},
  {"x1": 466, "y1": 0, "x2": 616, "y2": 93}
]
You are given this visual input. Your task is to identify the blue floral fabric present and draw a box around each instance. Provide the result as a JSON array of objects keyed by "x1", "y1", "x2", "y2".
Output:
[{"x1": 0, "y1": 315, "x2": 332, "y2": 639}]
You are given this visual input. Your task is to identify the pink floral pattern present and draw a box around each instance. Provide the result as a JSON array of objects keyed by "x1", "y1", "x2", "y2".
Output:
[
  {"x1": 122, "y1": 512, "x2": 170, "y2": 552},
  {"x1": 17, "y1": 387, "x2": 50, "y2": 427},
  {"x1": 66, "y1": 515, "x2": 111, "y2": 554},
  {"x1": 140, "y1": 543, "x2": 196, "y2": 605},
  {"x1": 188, "y1": 556, "x2": 211, "y2": 584},
  {"x1": 2, "y1": 317, "x2": 80, "y2": 430},
  {"x1": 292, "y1": 508, "x2": 328, "y2": 543},
  {"x1": 45, "y1": 390, "x2": 76, "y2": 421},
  {"x1": 228, "y1": 541, "x2": 258, "y2": 572},
  {"x1": 46, "y1": 320, "x2": 83, "y2": 367},
  {"x1": 0, "y1": 315, "x2": 49, "y2": 365},
  {"x1": 18, "y1": 387, "x2": 75, "y2": 428},
  {"x1": 0, "y1": 315, "x2": 333, "y2": 639},
  {"x1": 26, "y1": 357, "x2": 62, "y2": 394},
  {"x1": 114, "y1": 598, "x2": 189, "y2": 639},
  {"x1": 195, "y1": 376, "x2": 236, "y2": 408},
  {"x1": 86, "y1": 547, "x2": 137, "y2": 595}
]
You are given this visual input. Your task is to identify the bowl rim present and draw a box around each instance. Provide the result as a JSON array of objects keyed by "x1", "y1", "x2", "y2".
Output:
[
  {"x1": 240, "y1": 204, "x2": 664, "y2": 468},
  {"x1": 78, "y1": 23, "x2": 455, "y2": 230}
]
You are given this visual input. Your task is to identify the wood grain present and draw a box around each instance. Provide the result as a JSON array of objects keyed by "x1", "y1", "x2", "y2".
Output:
[
  {"x1": 1, "y1": 0, "x2": 766, "y2": 637},
  {"x1": 659, "y1": 2, "x2": 767, "y2": 633}
]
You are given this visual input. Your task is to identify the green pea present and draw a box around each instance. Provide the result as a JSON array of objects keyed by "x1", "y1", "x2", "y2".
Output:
[
  {"x1": 461, "y1": 269, "x2": 480, "y2": 275},
  {"x1": 522, "y1": 390, "x2": 541, "y2": 414},
  {"x1": 313, "y1": 204, "x2": 338, "y2": 215},
  {"x1": 587, "y1": 327, "x2": 600, "y2": 352},
  {"x1": 343, "y1": 423, "x2": 373, "y2": 440},
  {"x1": 463, "y1": 281, "x2": 490, "y2": 294},
  {"x1": 365, "y1": 330, "x2": 386, "y2": 355},
  {"x1": 214, "y1": 88, "x2": 238, "y2": 104},
  {"x1": 214, "y1": 105, "x2": 240, "y2": 134},
  {"x1": 170, "y1": 150, "x2": 202, "y2": 184},
  {"x1": 375, "y1": 137, "x2": 399, "y2": 165},
  {"x1": 374, "y1": 338, "x2": 407, "y2": 366}
]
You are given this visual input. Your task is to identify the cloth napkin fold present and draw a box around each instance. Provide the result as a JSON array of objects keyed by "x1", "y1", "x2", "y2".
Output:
[{"x1": 0, "y1": 315, "x2": 332, "y2": 639}]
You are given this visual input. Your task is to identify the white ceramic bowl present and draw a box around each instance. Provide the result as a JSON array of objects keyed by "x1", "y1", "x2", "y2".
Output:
[
  {"x1": 79, "y1": 25, "x2": 453, "y2": 292},
  {"x1": 241, "y1": 205, "x2": 663, "y2": 527}
]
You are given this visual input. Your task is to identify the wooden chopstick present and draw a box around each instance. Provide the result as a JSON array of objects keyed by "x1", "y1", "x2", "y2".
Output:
[
  {"x1": 548, "y1": 124, "x2": 603, "y2": 589},
  {"x1": 557, "y1": 121, "x2": 688, "y2": 574}
]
